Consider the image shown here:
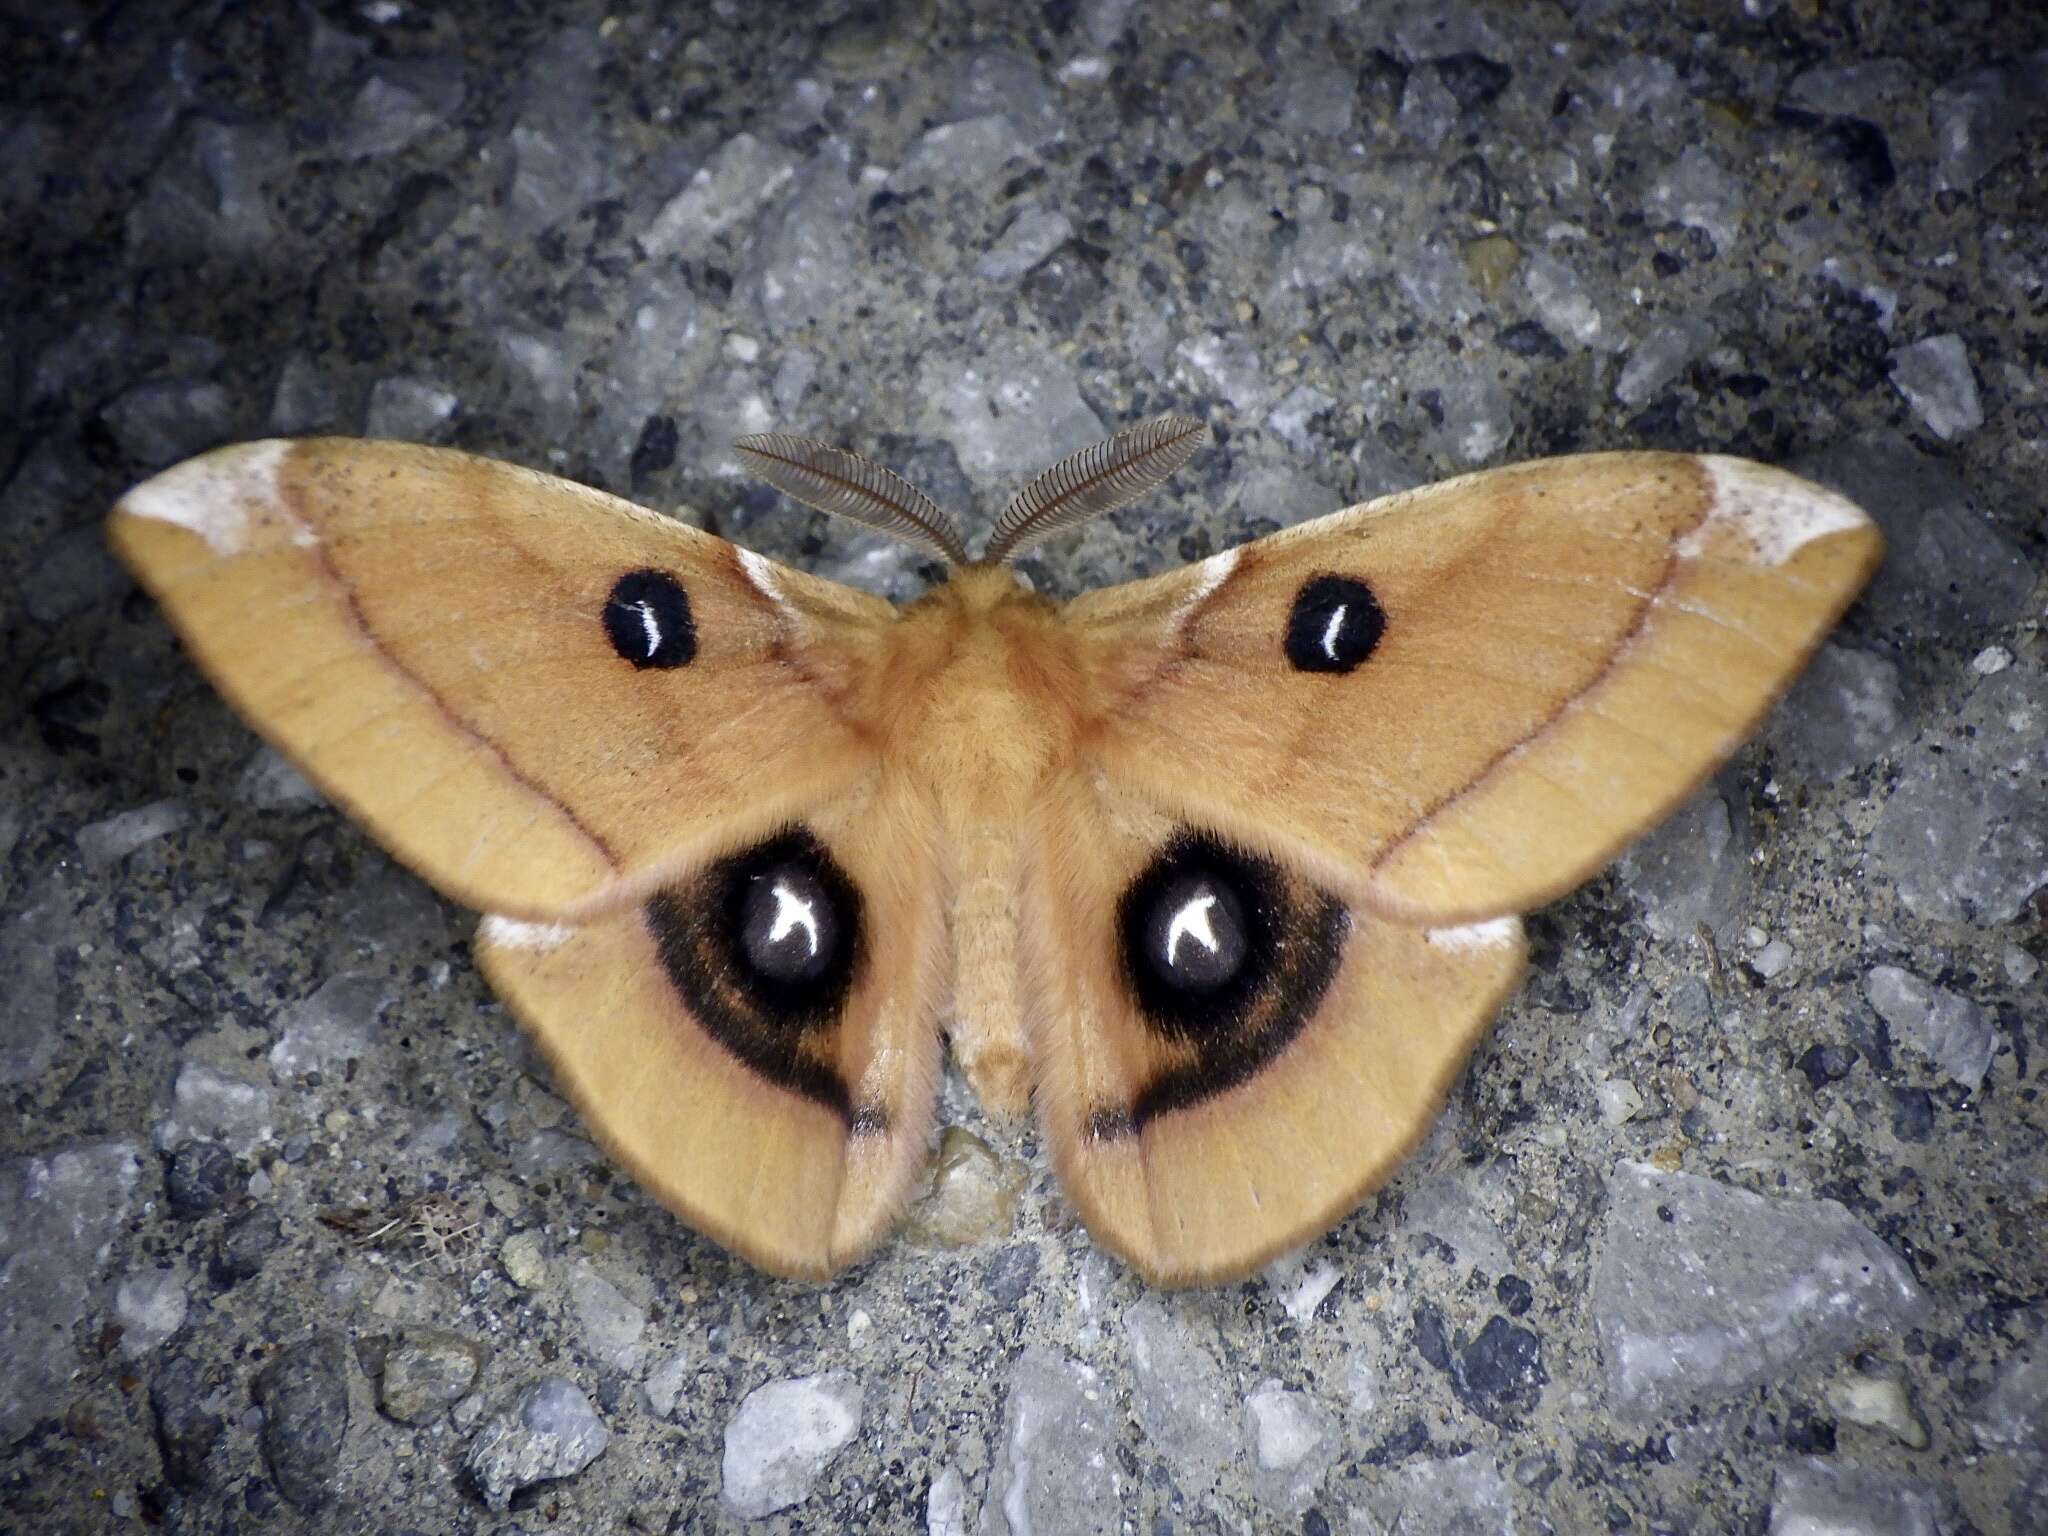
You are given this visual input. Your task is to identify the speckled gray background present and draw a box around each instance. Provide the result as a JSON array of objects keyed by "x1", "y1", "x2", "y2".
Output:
[{"x1": 3, "y1": 2, "x2": 2044, "y2": 1533}]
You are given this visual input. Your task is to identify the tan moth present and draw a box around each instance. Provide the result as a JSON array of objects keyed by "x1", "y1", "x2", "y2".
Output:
[{"x1": 109, "y1": 418, "x2": 1881, "y2": 1284}]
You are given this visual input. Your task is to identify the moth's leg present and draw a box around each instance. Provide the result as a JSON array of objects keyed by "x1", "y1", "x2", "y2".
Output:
[{"x1": 947, "y1": 824, "x2": 1033, "y2": 1118}]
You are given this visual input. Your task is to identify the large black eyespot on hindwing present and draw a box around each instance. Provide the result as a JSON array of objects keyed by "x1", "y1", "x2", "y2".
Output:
[
  {"x1": 644, "y1": 829, "x2": 864, "y2": 1122},
  {"x1": 1285, "y1": 572, "x2": 1385, "y2": 674},
  {"x1": 1119, "y1": 833, "x2": 1278, "y2": 1039},
  {"x1": 1105, "y1": 830, "x2": 1349, "y2": 1135},
  {"x1": 603, "y1": 569, "x2": 696, "y2": 669}
]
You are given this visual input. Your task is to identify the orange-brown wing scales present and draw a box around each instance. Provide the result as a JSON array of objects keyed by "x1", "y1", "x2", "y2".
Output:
[
  {"x1": 476, "y1": 791, "x2": 944, "y2": 1278},
  {"x1": 109, "y1": 439, "x2": 895, "y2": 918},
  {"x1": 1067, "y1": 453, "x2": 1882, "y2": 924},
  {"x1": 1021, "y1": 777, "x2": 1525, "y2": 1286}
]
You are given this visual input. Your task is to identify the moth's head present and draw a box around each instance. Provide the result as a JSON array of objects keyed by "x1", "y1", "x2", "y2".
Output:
[{"x1": 733, "y1": 414, "x2": 1208, "y2": 574}]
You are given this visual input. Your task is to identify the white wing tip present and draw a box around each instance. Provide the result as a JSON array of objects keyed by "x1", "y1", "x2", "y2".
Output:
[
  {"x1": 479, "y1": 915, "x2": 574, "y2": 953},
  {"x1": 736, "y1": 547, "x2": 799, "y2": 615},
  {"x1": 1425, "y1": 916, "x2": 1523, "y2": 953},
  {"x1": 1173, "y1": 545, "x2": 1241, "y2": 621},
  {"x1": 1695, "y1": 456, "x2": 1874, "y2": 566},
  {"x1": 115, "y1": 440, "x2": 295, "y2": 556}
]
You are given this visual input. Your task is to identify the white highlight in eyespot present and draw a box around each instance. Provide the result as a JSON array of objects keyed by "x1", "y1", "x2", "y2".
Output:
[
  {"x1": 1321, "y1": 603, "x2": 1348, "y2": 660},
  {"x1": 633, "y1": 600, "x2": 662, "y2": 658},
  {"x1": 1425, "y1": 917, "x2": 1521, "y2": 952},
  {"x1": 479, "y1": 915, "x2": 574, "y2": 952},
  {"x1": 1173, "y1": 546, "x2": 1240, "y2": 624},
  {"x1": 116, "y1": 440, "x2": 294, "y2": 556},
  {"x1": 765, "y1": 880, "x2": 821, "y2": 958},
  {"x1": 1164, "y1": 892, "x2": 1222, "y2": 967},
  {"x1": 1688, "y1": 457, "x2": 1872, "y2": 566}
]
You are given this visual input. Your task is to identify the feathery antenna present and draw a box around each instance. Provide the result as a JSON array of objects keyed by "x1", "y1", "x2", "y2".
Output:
[
  {"x1": 733, "y1": 433, "x2": 971, "y2": 566},
  {"x1": 981, "y1": 414, "x2": 1209, "y2": 564}
]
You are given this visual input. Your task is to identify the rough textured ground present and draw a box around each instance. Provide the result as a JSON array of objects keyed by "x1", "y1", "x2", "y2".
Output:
[{"x1": 3, "y1": 2, "x2": 2044, "y2": 1532}]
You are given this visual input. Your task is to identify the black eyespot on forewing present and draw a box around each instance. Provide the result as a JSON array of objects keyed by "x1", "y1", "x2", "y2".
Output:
[
  {"x1": 645, "y1": 828, "x2": 864, "y2": 1121},
  {"x1": 1107, "y1": 830, "x2": 1348, "y2": 1134},
  {"x1": 1285, "y1": 572, "x2": 1384, "y2": 674},
  {"x1": 604, "y1": 569, "x2": 696, "y2": 669}
]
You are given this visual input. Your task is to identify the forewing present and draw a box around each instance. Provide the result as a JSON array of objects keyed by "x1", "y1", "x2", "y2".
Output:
[
  {"x1": 109, "y1": 438, "x2": 896, "y2": 919},
  {"x1": 1064, "y1": 453, "x2": 1882, "y2": 923}
]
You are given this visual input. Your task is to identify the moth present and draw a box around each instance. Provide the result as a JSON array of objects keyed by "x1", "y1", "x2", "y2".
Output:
[{"x1": 108, "y1": 416, "x2": 1881, "y2": 1285}]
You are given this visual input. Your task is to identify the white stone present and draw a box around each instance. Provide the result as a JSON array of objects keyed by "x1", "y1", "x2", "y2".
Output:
[
  {"x1": 1768, "y1": 1458, "x2": 1947, "y2": 1536},
  {"x1": 927, "y1": 1463, "x2": 968, "y2": 1536},
  {"x1": 720, "y1": 1373, "x2": 862, "y2": 1519},
  {"x1": 1522, "y1": 252, "x2": 1609, "y2": 348},
  {"x1": 1862, "y1": 965, "x2": 1997, "y2": 1090},
  {"x1": 365, "y1": 376, "x2": 458, "y2": 440},
  {"x1": 642, "y1": 1352, "x2": 690, "y2": 1419},
  {"x1": 1265, "y1": 384, "x2": 1335, "y2": 455},
  {"x1": 887, "y1": 116, "x2": 1029, "y2": 191},
  {"x1": 567, "y1": 1265, "x2": 647, "y2": 1373},
  {"x1": 76, "y1": 801, "x2": 188, "y2": 868},
  {"x1": 644, "y1": 133, "x2": 797, "y2": 258},
  {"x1": 1344, "y1": 1354, "x2": 1381, "y2": 1416},
  {"x1": 1616, "y1": 317, "x2": 1713, "y2": 406},
  {"x1": 1889, "y1": 333, "x2": 1983, "y2": 441},
  {"x1": 238, "y1": 747, "x2": 323, "y2": 809},
  {"x1": 114, "y1": 1267, "x2": 188, "y2": 1356},
  {"x1": 269, "y1": 972, "x2": 393, "y2": 1078},
  {"x1": 1598, "y1": 1079, "x2": 1646, "y2": 1126},
  {"x1": 1244, "y1": 1379, "x2": 1335, "y2": 1512},
  {"x1": 1752, "y1": 939, "x2": 1795, "y2": 980},
  {"x1": 1647, "y1": 144, "x2": 1745, "y2": 250},
  {"x1": 1594, "y1": 1161, "x2": 1927, "y2": 1420},
  {"x1": 976, "y1": 206, "x2": 1073, "y2": 281},
  {"x1": 156, "y1": 1061, "x2": 273, "y2": 1155},
  {"x1": 919, "y1": 339, "x2": 1104, "y2": 478},
  {"x1": 1173, "y1": 331, "x2": 1269, "y2": 413},
  {"x1": 1267, "y1": 1257, "x2": 1340, "y2": 1324},
  {"x1": 1825, "y1": 1372, "x2": 1928, "y2": 1448}
]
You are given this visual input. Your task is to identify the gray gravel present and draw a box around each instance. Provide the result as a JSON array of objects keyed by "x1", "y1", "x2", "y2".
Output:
[{"x1": 3, "y1": 2, "x2": 2043, "y2": 1533}]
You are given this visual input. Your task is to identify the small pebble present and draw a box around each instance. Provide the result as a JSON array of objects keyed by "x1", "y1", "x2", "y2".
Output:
[
  {"x1": 928, "y1": 1463, "x2": 969, "y2": 1536},
  {"x1": 1751, "y1": 939, "x2": 1795, "y2": 980},
  {"x1": 1598, "y1": 1079, "x2": 1645, "y2": 1126},
  {"x1": 1244, "y1": 1379, "x2": 1337, "y2": 1512},
  {"x1": 251, "y1": 1334, "x2": 351, "y2": 1512},
  {"x1": 464, "y1": 1378, "x2": 611, "y2": 1513},
  {"x1": 642, "y1": 1353, "x2": 690, "y2": 1420},
  {"x1": 150, "y1": 1356, "x2": 225, "y2": 1490},
  {"x1": 1826, "y1": 1371, "x2": 1930, "y2": 1449},
  {"x1": 114, "y1": 1267, "x2": 189, "y2": 1356},
  {"x1": 500, "y1": 1230, "x2": 548, "y2": 1289},
  {"x1": 721, "y1": 1373, "x2": 863, "y2": 1518},
  {"x1": 76, "y1": 801, "x2": 189, "y2": 867},
  {"x1": 905, "y1": 1127, "x2": 1025, "y2": 1247},
  {"x1": 368, "y1": 1326, "x2": 486, "y2": 1425},
  {"x1": 1888, "y1": 332, "x2": 1983, "y2": 440}
]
